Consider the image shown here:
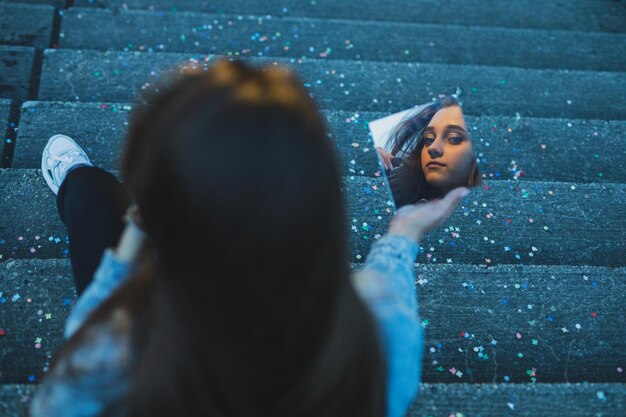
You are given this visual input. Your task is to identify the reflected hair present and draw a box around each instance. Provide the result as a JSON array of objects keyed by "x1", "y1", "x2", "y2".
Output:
[{"x1": 385, "y1": 96, "x2": 481, "y2": 206}]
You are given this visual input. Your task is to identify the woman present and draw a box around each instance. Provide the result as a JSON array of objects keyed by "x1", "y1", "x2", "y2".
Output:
[
  {"x1": 376, "y1": 97, "x2": 481, "y2": 207},
  {"x1": 33, "y1": 59, "x2": 469, "y2": 417}
]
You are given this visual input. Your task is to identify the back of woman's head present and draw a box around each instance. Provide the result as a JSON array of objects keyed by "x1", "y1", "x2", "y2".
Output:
[
  {"x1": 122, "y1": 59, "x2": 343, "y2": 282},
  {"x1": 117, "y1": 59, "x2": 386, "y2": 417}
]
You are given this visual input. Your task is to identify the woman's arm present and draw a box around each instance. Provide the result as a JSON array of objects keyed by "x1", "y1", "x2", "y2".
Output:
[
  {"x1": 351, "y1": 186, "x2": 470, "y2": 417},
  {"x1": 64, "y1": 206, "x2": 146, "y2": 339},
  {"x1": 351, "y1": 233, "x2": 424, "y2": 417}
]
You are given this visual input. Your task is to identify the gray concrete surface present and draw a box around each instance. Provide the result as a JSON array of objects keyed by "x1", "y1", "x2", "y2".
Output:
[
  {"x1": 60, "y1": 8, "x2": 626, "y2": 72},
  {"x1": 12, "y1": 101, "x2": 626, "y2": 184},
  {"x1": 2, "y1": 258, "x2": 625, "y2": 384},
  {"x1": 0, "y1": 46, "x2": 34, "y2": 101},
  {"x1": 0, "y1": 259, "x2": 74, "y2": 384},
  {"x1": 2, "y1": 382, "x2": 625, "y2": 417},
  {"x1": 38, "y1": 49, "x2": 626, "y2": 120},
  {"x1": 1, "y1": 0, "x2": 65, "y2": 8},
  {"x1": 408, "y1": 382, "x2": 626, "y2": 416},
  {"x1": 0, "y1": 169, "x2": 393, "y2": 262},
  {"x1": 1, "y1": 168, "x2": 625, "y2": 267},
  {"x1": 0, "y1": 3, "x2": 54, "y2": 48},
  {"x1": 73, "y1": 0, "x2": 626, "y2": 33},
  {"x1": 0, "y1": 98, "x2": 10, "y2": 138}
]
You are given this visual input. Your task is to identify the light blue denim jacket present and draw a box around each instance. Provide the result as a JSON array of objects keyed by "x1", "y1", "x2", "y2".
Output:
[{"x1": 30, "y1": 234, "x2": 424, "y2": 417}]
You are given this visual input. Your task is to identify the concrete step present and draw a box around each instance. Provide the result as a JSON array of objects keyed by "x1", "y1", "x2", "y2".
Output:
[
  {"x1": 0, "y1": 46, "x2": 34, "y2": 101},
  {"x1": 0, "y1": 168, "x2": 392, "y2": 263},
  {"x1": 410, "y1": 382, "x2": 626, "y2": 415},
  {"x1": 0, "y1": 384, "x2": 32, "y2": 417},
  {"x1": 397, "y1": 263, "x2": 626, "y2": 384},
  {"x1": 1, "y1": 98, "x2": 15, "y2": 167},
  {"x1": 1, "y1": 0, "x2": 65, "y2": 8},
  {"x1": 58, "y1": 8, "x2": 626, "y2": 72},
  {"x1": 1, "y1": 168, "x2": 625, "y2": 267},
  {"x1": 0, "y1": 259, "x2": 74, "y2": 385},
  {"x1": 38, "y1": 49, "x2": 626, "y2": 120},
  {"x1": 2, "y1": 382, "x2": 625, "y2": 417},
  {"x1": 11, "y1": 101, "x2": 380, "y2": 177},
  {"x1": 0, "y1": 99, "x2": 10, "y2": 138},
  {"x1": 72, "y1": 0, "x2": 626, "y2": 33},
  {"x1": 0, "y1": 3, "x2": 54, "y2": 49},
  {"x1": 11, "y1": 101, "x2": 626, "y2": 183},
  {"x1": 2, "y1": 258, "x2": 625, "y2": 384}
]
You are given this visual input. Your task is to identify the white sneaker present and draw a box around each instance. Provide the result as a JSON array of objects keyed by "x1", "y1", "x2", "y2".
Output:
[{"x1": 41, "y1": 134, "x2": 93, "y2": 195}]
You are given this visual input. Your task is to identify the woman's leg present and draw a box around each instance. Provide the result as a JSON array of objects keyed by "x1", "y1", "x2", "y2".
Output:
[{"x1": 56, "y1": 165, "x2": 132, "y2": 296}]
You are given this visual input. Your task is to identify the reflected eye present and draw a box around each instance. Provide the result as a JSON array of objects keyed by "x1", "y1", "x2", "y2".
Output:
[
  {"x1": 449, "y1": 136, "x2": 463, "y2": 144},
  {"x1": 424, "y1": 136, "x2": 435, "y2": 145}
]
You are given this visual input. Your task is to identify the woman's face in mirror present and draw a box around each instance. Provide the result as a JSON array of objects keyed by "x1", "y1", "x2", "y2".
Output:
[{"x1": 420, "y1": 105, "x2": 475, "y2": 191}]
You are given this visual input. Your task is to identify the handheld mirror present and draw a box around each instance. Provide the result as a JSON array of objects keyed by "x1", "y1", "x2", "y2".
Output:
[{"x1": 369, "y1": 99, "x2": 481, "y2": 210}]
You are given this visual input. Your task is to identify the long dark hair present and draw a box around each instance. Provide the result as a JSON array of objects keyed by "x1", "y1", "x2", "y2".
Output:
[
  {"x1": 386, "y1": 96, "x2": 481, "y2": 206},
  {"x1": 48, "y1": 59, "x2": 387, "y2": 417}
]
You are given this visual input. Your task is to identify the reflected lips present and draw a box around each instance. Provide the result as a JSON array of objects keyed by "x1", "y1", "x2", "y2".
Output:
[{"x1": 427, "y1": 162, "x2": 446, "y2": 168}]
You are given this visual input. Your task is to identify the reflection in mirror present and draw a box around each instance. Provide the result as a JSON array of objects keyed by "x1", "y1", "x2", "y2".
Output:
[{"x1": 369, "y1": 96, "x2": 482, "y2": 210}]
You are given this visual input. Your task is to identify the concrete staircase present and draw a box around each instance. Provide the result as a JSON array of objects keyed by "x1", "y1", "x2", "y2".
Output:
[{"x1": 1, "y1": 0, "x2": 625, "y2": 415}]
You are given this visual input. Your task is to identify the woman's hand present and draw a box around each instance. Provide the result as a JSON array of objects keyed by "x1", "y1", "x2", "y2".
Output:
[
  {"x1": 387, "y1": 187, "x2": 470, "y2": 243},
  {"x1": 376, "y1": 147, "x2": 395, "y2": 171},
  {"x1": 123, "y1": 204, "x2": 145, "y2": 230},
  {"x1": 116, "y1": 204, "x2": 148, "y2": 263}
]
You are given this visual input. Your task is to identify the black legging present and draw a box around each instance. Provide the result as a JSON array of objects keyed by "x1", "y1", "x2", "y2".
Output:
[{"x1": 57, "y1": 166, "x2": 132, "y2": 296}]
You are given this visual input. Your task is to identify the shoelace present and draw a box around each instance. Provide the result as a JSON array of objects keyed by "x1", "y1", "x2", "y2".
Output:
[{"x1": 49, "y1": 150, "x2": 87, "y2": 181}]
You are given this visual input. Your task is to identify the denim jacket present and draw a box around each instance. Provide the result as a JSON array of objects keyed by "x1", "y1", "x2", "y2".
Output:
[{"x1": 30, "y1": 234, "x2": 424, "y2": 417}]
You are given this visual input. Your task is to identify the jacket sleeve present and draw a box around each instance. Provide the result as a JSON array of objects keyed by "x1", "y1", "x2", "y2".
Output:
[
  {"x1": 30, "y1": 317, "x2": 131, "y2": 417},
  {"x1": 350, "y1": 234, "x2": 424, "y2": 417},
  {"x1": 64, "y1": 248, "x2": 135, "y2": 340}
]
